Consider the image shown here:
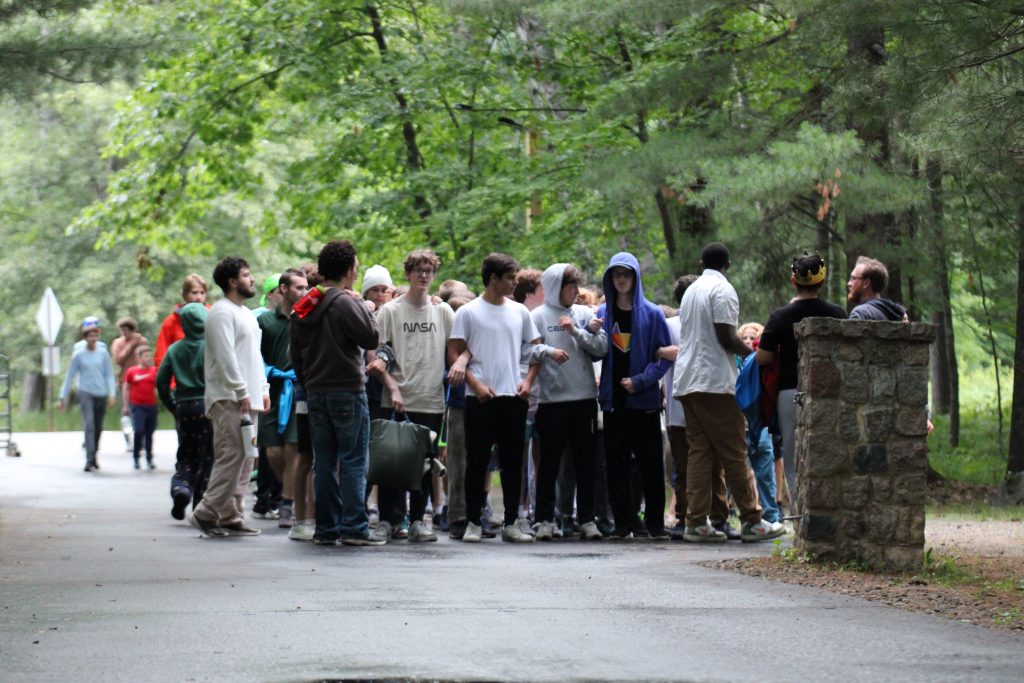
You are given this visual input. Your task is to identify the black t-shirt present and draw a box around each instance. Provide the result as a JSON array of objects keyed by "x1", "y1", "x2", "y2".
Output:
[
  {"x1": 611, "y1": 303, "x2": 633, "y2": 410},
  {"x1": 760, "y1": 298, "x2": 847, "y2": 390}
]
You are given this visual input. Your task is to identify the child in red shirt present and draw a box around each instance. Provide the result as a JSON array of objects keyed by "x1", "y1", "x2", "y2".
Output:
[{"x1": 124, "y1": 346, "x2": 159, "y2": 469}]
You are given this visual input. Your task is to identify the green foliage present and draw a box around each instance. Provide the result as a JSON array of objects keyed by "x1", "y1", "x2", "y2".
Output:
[{"x1": 929, "y1": 404, "x2": 1011, "y2": 486}]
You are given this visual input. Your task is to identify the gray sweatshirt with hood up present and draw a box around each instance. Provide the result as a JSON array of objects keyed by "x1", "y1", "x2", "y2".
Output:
[{"x1": 529, "y1": 264, "x2": 608, "y2": 404}]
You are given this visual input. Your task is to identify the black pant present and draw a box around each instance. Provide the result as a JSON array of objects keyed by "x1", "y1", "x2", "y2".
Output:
[
  {"x1": 603, "y1": 409, "x2": 665, "y2": 534},
  {"x1": 465, "y1": 396, "x2": 528, "y2": 526},
  {"x1": 170, "y1": 399, "x2": 214, "y2": 509},
  {"x1": 535, "y1": 400, "x2": 597, "y2": 524},
  {"x1": 377, "y1": 411, "x2": 442, "y2": 525}
]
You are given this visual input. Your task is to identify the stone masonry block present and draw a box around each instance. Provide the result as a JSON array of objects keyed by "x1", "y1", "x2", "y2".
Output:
[
  {"x1": 841, "y1": 476, "x2": 871, "y2": 510},
  {"x1": 837, "y1": 344, "x2": 864, "y2": 362},
  {"x1": 839, "y1": 410, "x2": 861, "y2": 444},
  {"x1": 799, "y1": 338, "x2": 832, "y2": 359},
  {"x1": 841, "y1": 367, "x2": 870, "y2": 404},
  {"x1": 869, "y1": 367, "x2": 896, "y2": 401},
  {"x1": 863, "y1": 409, "x2": 894, "y2": 442},
  {"x1": 802, "y1": 513, "x2": 839, "y2": 541},
  {"x1": 805, "y1": 477, "x2": 840, "y2": 509},
  {"x1": 840, "y1": 511, "x2": 868, "y2": 539},
  {"x1": 803, "y1": 398, "x2": 840, "y2": 433},
  {"x1": 895, "y1": 407, "x2": 928, "y2": 436},
  {"x1": 868, "y1": 505, "x2": 899, "y2": 542},
  {"x1": 866, "y1": 343, "x2": 899, "y2": 366},
  {"x1": 871, "y1": 475, "x2": 892, "y2": 502},
  {"x1": 803, "y1": 433, "x2": 847, "y2": 476},
  {"x1": 854, "y1": 444, "x2": 888, "y2": 474},
  {"x1": 805, "y1": 360, "x2": 841, "y2": 398},
  {"x1": 893, "y1": 473, "x2": 927, "y2": 506},
  {"x1": 897, "y1": 366, "x2": 929, "y2": 406},
  {"x1": 889, "y1": 440, "x2": 928, "y2": 473},
  {"x1": 902, "y1": 344, "x2": 930, "y2": 366}
]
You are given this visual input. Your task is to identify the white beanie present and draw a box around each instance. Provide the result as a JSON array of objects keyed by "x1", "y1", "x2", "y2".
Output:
[{"x1": 361, "y1": 264, "x2": 393, "y2": 295}]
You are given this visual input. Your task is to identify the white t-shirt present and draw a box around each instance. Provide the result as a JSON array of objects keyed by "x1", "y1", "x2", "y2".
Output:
[
  {"x1": 204, "y1": 298, "x2": 269, "y2": 411},
  {"x1": 377, "y1": 296, "x2": 454, "y2": 414},
  {"x1": 673, "y1": 269, "x2": 739, "y2": 397},
  {"x1": 450, "y1": 297, "x2": 540, "y2": 398},
  {"x1": 663, "y1": 316, "x2": 685, "y2": 427}
]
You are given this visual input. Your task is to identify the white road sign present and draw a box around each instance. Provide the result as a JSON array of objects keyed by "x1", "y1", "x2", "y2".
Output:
[{"x1": 35, "y1": 287, "x2": 63, "y2": 346}]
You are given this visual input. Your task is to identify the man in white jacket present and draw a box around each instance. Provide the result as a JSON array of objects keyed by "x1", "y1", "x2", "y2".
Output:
[{"x1": 188, "y1": 256, "x2": 270, "y2": 538}]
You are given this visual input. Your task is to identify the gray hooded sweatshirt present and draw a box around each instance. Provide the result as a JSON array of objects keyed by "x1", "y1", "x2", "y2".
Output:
[{"x1": 529, "y1": 264, "x2": 609, "y2": 404}]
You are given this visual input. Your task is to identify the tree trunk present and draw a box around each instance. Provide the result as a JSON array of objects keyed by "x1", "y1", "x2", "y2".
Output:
[
  {"x1": 1006, "y1": 200, "x2": 1024, "y2": 474},
  {"x1": 844, "y1": 25, "x2": 901, "y2": 302},
  {"x1": 926, "y1": 159, "x2": 959, "y2": 446},
  {"x1": 364, "y1": 3, "x2": 431, "y2": 220},
  {"x1": 20, "y1": 371, "x2": 44, "y2": 412}
]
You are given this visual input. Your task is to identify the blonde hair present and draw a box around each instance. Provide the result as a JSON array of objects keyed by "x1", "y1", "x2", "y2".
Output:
[{"x1": 738, "y1": 322, "x2": 764, "y2": 340}]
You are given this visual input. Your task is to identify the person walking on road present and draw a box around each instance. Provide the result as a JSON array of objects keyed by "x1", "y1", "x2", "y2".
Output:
[
  {"x1": 156, "y1": 302, "x2": 214, "y2": 521},
  {"x1": 60, "y1": 319, "x2": 116, "y2": 472},
  {"x1": 187, "y1": 257, "x2": 270, "y2": 538}
]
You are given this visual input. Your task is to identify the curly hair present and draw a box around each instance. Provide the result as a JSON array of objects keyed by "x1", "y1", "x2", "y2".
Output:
[
  {"x1": 212, "y1": 257, "x2": 249, "y2": 293},
  {"x1": 317, "y1": 240, "x2": 357, "y2": 283}
]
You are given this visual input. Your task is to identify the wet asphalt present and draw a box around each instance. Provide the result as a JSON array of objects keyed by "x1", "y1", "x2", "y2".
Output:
[{"x1": 1, "y1": 430, "x2": 1022, "y2": 683}]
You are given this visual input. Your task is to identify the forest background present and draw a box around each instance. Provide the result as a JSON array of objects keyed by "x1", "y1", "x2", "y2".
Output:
[{"x1": 1, "y1": 0, "x2": 1021, "y2": 489}]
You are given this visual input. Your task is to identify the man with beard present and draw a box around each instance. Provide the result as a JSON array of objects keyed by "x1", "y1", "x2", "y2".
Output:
[
  {"x1": 188, "y1": 257, "x2": 270, "y2": 538},
  {"x1": 258, "y1": 269, "x2": 308, "y2": 530}
]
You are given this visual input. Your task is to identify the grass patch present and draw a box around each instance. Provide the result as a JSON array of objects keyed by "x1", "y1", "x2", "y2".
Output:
[
  {"x1": 927, "y1": 502, "x2": 1024, "y2": 522},
  {"x1": 927, "y1": 403, "x2": 1009, "y2": 486}
]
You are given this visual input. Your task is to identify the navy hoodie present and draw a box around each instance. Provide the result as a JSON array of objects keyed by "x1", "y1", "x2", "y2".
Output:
[{"x1": 595, "y1": 252, "x2": 672, "y2": 412}]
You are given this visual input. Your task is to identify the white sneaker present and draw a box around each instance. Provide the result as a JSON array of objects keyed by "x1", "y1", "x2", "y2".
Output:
[
  {"x1": 377, "y1": 520, "x2": 393, "y2": 540},
  {"x1": 515, "y1": 517, "x2": 535, "y2": 537},
  {"x1": 409, "y1": 520, "x2": 438, "y2": 543},
  {"x1": 741, "y1": 519, "x2": 787, "y2": 543},
  {"x1": 463, "y1": 521, "x2": 483, "y2": 542},
  {"x1": 580, "y1": 520, "x2": 603, "y2": 540},
  {"x1": 683, "y1": 524, "x2": 728, "y2": 543},
  {"x1": 288, "y1": 521, "x2": 314, "y2": 541},
  {"x1": 502, "y1": 522, "x2": 535, "y2": 543},
  {"x1": 535, "y1": 521, "x2": 555, "y2": 541}
]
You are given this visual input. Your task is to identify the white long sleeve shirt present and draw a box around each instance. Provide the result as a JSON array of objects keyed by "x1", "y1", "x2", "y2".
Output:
[{"x1": 204, "y1": 299, "x2": 269, "y2": 412}]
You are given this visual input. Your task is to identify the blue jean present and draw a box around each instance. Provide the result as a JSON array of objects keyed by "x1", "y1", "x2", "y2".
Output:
[
  {"x1": 308, "y1": 390, "x2": 370, "y2": 541},
  {"x1": 78, "y1": 391, "x2": 107, "y2": 463},
  {"x1": 746, "y1": 426, "x2": 780, "y2": 523},
  {"x1": 131, "y1": 404, "x2": 158, "y2": 461}
]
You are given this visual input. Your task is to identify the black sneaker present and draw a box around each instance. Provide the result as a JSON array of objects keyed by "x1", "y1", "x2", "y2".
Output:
[
  {"x1": 668, "y1": 523, "x2": 687, "y2": 541},
  {"x1": 607, "y1": 528, "x2": 631, "y2": 540},
  {"x1": 449, "y1": 519, "x2": 467, "y2": 540},
  {"x1": 713, "y1": 520, "x2": 742, "y2": 541},
  {"x1": 596, "y1": 518, "x2": 615, "y2": 537},
  {"x1": 171, "y1": 489, "x2": 191, "y2": 521}
]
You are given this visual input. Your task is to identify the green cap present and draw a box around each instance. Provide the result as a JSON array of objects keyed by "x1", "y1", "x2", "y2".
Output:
[{"x1": 260, "y1": 273, "x2": 281, "y2": 307}]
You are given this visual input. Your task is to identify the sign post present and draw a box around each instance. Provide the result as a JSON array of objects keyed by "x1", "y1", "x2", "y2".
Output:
[{"x1": 35, "y1": 288, "x2": 63, "y2": 432}]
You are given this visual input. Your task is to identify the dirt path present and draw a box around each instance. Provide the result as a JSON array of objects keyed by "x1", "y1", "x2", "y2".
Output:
[{"x1": 715, "y1": 516, "x2": 1024, "y2": 632}]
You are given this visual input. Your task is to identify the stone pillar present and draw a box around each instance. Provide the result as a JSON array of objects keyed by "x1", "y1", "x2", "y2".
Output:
[{"x1": 792, "y1": 318, "x2": 935, "y2": 571}]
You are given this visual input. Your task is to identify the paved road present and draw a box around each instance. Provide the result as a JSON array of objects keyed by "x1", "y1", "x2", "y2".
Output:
[{"x1": 1, "y1": 430, "x2": 1022, "y2": 683}]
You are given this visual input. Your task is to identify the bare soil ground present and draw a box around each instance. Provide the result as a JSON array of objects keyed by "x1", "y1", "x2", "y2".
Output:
[{"x1": 712, "y1": 482, "x2": 1024, "y2": 632}]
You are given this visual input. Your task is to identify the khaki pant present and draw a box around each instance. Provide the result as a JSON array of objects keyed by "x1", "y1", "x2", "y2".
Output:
[
  {"x1": 193, "y1": 400, "x2": 255, "y2": 527},
  {"x1": 667, "y1": 424, "x2": 729, "y2": 523},
  {"x1": 679, "y1": 393, "x2": 761, "y2": 527}
]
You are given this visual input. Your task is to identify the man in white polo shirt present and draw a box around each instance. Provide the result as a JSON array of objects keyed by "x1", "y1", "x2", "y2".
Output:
[{"x1": 673, "y1": 243, "x2": 784, "y2": 543}]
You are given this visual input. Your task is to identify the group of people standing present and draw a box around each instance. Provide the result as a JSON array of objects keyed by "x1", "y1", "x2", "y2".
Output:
[{"x1": 58, "y1": 237, "x2": 909, "y2": 547}]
